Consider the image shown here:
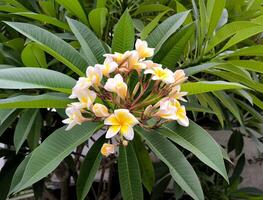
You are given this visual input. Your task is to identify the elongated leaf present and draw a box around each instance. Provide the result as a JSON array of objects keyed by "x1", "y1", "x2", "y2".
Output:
[
  {"x1": 10, "y1": 122, "x2": 102, "y2": 194},
  {"x1": 13, "y1": 12, "x2": 70, "y2": 30},
  {"x1": 0, "y1": 93, "x2": 71, "y2": 108},
  {"x1": 112, "y1": 10, "x2": 134, "y2": 53},
  {"x1": 220, "y1": 26, "x2": 263, "y2": 53},
  {"x1": 184, "y1": 63, "x2": 221, "y2": 76},
  {"x1": 55, "y1": 0, "x2": 88, "y2": 25},
  {"x1": 0, "y1": 64, "x2": 14, "y2": 69},
  {"x1": 0, "y1": 67, "x2": 75, "y2": 94},
  {"x1": 213, "y1": 91, "x2": 242, "y2": 124},
  {"x1": 118, "y1": 144, "x2": 143, "y2": 200},
  {"x1": 219, "y1": 45, "x2": 263, "y2": 58},
  {"x1": 147, "y1": 11, "x2": 190, "y2": 53},
  {"x1": 0, "y1": 109, "x2": 20, "y2": 137},
  {"x1": 132, "y1": 135, "x2": 155, "y2": 193},
  {"x1": 77, "y1": 136, "x2": 105, "y2": 200},
  {"x1": 133, "y1": 4, "x2": 170, "y2": 16},
  {"x1": 5, "y1": 22, "x2": 88, "y2": 75},
  {"x1": 228, "y1": 60, "x2": 263, "y2": 73},
  {"x1": 161, "y1": 121, "x2": 228, "y2": 181},
  {"x1": 140, "y1": 11, "x2": 169, "y2": 40},
  {"x1": 0, "y1": 108, "x2": 16, "y2": 125},
  {"x1": 135, "y1": 126, "x2": 204, "y2": 200},
  {"x1": 67, "y1": 18, "x2": 106, "y2": 65},
  {"x1": 153, "y1": 23, "x2": 195, "y2": 68},
  {"x1": 207, "y1": 21, "x2": 257, "y2": 51},
  {"x1": 88, "y1": 8, "x2": 108, "y2": 38},
  {"x1": 21, "y1": 42, "x2": 47, "y2": 68},
  {"x1": 14, "y1": 109, "x2": 38, "y2": 152},
  {"x1": 206, "y1": 0, "x2": 226, "y2": 38},
  {"x1": 250, "y1": 94, "x2": 263, "y2": 110},
  {"x1": 27, "y1": 111, "x2": 42, "y2": 150},
  {"x1": 181, "y1": 81, "x2": 246, "y2": 95}
]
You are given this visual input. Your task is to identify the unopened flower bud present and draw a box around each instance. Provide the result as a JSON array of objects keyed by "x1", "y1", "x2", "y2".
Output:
[
  {"x1": 132, "y1": 82, "x2": 140, "y2": 98},
  {"x1": 101, "y1": 143, "x2": 115, "y2": 157},
  {"x1": 92, "y1": 103, "x2": 110, "y2": 118},
  {"x1": 144, "y1": 105, "x2": 153, "y2": 117},
  {"x1": 122, "y1": 140, "x2": 129, "y2": 146}
]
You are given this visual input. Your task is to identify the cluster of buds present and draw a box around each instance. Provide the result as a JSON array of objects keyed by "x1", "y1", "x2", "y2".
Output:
[{"x1": 63, "y1": 39, "x2": 188, "y2": 157}]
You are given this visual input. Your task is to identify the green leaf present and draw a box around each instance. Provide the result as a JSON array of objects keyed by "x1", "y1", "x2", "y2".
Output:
[
  {"x1": 0, "y1": 108, "x2": 16, "y2": 125},
  {"x1": 10, "y1": 122, "x2": 103, "y2": 194},
  {"x1": 0, "y1": 109, "x2": 20, "y2": 137},
  {"x1": 66, "y1": 17, "x2": 106, "y2": 65},
  {"x1": 77, "y1": 136, "x2": 105, "y2": 200},
  {"x1": 140, "y1": 11, "x2": 169, "y2": 40},
  {"x1": 227, "y1": 60, "x2": 263, "y2": 74},
  {"x1": 27, "y1": 111, "x2": 42, "y2": 150},
  {"x1": 219, "y1": 26, "x2": 263, "y2": 53},
  {"x1": 181, "y1": 81, "x2": 247, "y2": 95},
  {"x1": 184, "y1": 63, "x2": 221, "y2": 76},
  {"x1": 0, "y1": 67, "x2": 75, "y2": 94},
  {"x1": 21, "y1": 42, "x2": 47, "y2": 68},
  {"x1": 55, "y1": 0, "x2": 88, "y2": 25},
  {"x1": 213, "y1": 91, "x2": 242, "y2": 124},
  {"x1": 88, "y1": 8, "x2": 108, "y2": 38},
  {"x1": 5, "y1": 21, "x2": 88, "y2": 76},
  {"x1": 133, "y1": 4, "x2": 171, "y2": 16},
  {"x1": 118, "y1": 144, "x2": 143, "y2": 200},
  {"x1": 135, "y1": 126, "x2": 204, "y2": 200},
  {"x1": 14, "y1": 109, "x2": 38, "y2": 152},
  {"x1": 0, "y1": 93, "x2": 72, "y2": 108},
  {"x1": 13, "y1": 12, "x2": 70, "y2": 31},
  {"x1": 219, "y1": 45, "x2": 263, "y2": 58},
  {"x1": 153, "y1": 23, "x2": 195, "y2": 68},
  {"x1": 132, "y1": 135, "x2": 155, "y2": 193},
  {"x1": 197, "y1": 93, "x2": 224, "y2": 127},
  {"x1": 206, "y1": 0, "x2": 226, "y2": 38},
  {"x1": 250, "y1": 94, "x2": 263, "y2": 110},
  {"x1": 112, "y1": 10, "x2": 134, "y2": 53},
  {"x1": 146, "y1": 11, "x2": 190, "y2": 53},
  {"x1": 161, "y1": 121, "x2": 228, "y2": 181},
  {"x1": 206, "y1": 21, "x2": 257, "y2": 52},
  {"x1": 0, "y1": 64, "x2": 14, "y2": 69}
]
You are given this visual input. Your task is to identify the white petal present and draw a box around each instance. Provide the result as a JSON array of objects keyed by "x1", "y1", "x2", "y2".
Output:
[
  {"x1": 122, "y1": 126, "x2": 134, "y2": 140},
  {"x1": 105, "y1": 126, "x2": 120, "y2": 138}
]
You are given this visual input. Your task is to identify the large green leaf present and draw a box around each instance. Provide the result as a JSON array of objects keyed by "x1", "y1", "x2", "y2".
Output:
[
  {"x1": 88, "y1": 8, "x2": 108, "y2": 38},
  {"x1": 133, "y1": 4, "x2": 170, "y2": 16},
  {"x1": 27, "y1": 111, "x2": 42, "y2": 150},
  {"x1": 14, "y1": 109, "x2": 38, "y2": 152},
  {"x1": 0, "y1": 109, "x2": 16, "y2": 125},
  {"x1": 219, "y1": 45, "x2": 263, "y2": 58},
  {"x1": 66, "y1": 17, "x2": 106, "y2": 65},
  {"x1": 181, "y1": 81, "x2": 247, "y2": 95},
  {"x1": 0, "y1": 93, "x2": 71, "y2": 108},
  {"x1": 55, "y1": 0, "x2": 88, "y2": 25},
  {"x1": 135, "y1": 126, "x2": 204, "y2": 200},
  {"x1": 227, "y1": 60, "x2": 263, "y2": 74},
  {"x1": 206, "y1": 21, "x2": 257, "y2": 52},
  {"x1": 118, "y1": 144, "x2": 143, "y2": 200},
  {"x1": 13, "y1": 12, "x2": 70, "y2": 31},
  {"x1": 184, "y1": 63, "x2": 221, "y2": 76},
  {"x1": 5, "y1": 22, "x2": 88, "y2": 76},
  {"x1": 10, "y1": 122, "x2": 103, "y2": 194},
  {"x1": 132, "y1": 135, "x2": 155, "y2": 193},
  {"x1": 153, "y1": 23, "x2": 195, "y2": 68},
  {"x1": 77, "y1": 136, "x2": 105, "y2": 200},
  {"x1": 146, "y1": 11, "x2": 190, "y2": 53},
  {"x1": 161, "y1": 121, "x2": 228, "y2": 181},
  {"x1": 21, "y1": 42, "x2": 47, "y2": 68},
  {"x1": 219, "y1": 26, "x2": 263, "y2": 53},
  {"x1": 112, "y1": 10, "x2": 134, "y2": 53},
  {"x1": 0, "y1": 109, "x2": 20, "y2": 137},
  {"x1": 0, "y1": 67, "x2": 75, "y2": 94}
]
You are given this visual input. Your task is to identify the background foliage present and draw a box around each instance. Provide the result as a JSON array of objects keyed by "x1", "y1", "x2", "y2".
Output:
[{"x1": 0, "y1": 0, "x2": 263, "y2": 199}]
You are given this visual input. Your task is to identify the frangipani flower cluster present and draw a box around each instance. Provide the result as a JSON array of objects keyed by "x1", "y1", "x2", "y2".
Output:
[{"x1": 63, "y1": 39, "x2": 189, "y2": 157}]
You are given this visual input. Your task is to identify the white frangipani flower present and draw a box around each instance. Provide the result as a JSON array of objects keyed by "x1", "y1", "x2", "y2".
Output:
[
  {"x1": 135, "y1": 39, "x2": 154, "y2": 59},
  {"x1": 144, "y1": 66, "x2": 175, "y2": 84},
  {"x1": 104, "y1": 74, "x2": 127, "y2": 99}
]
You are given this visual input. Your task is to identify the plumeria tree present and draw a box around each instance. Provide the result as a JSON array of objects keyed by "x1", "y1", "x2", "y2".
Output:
[{"x1": 0, "y1": 0, "x2": 263, "y2": 199}]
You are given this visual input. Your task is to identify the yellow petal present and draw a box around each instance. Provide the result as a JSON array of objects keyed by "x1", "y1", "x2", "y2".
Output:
[{"x1": 104, "y1": 114, "x2": 119, "y2": 125}]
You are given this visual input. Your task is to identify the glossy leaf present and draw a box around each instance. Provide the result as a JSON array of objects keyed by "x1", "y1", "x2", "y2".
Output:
[
  {"x1": 10, "y1": 122, "x2": 102, "y2": 194},
  {"x1": 181, "y1": 81, "x2": 247, "y2": 95},
  {"x1": 27, "y1": 111, "x2": 42, "y2": 150},
  {"x1": 118, "y1": 144, "x2": 143, "y2": 200},
  {"x1": 14, "y1": 109, "x2": 38, "y2": 152},
  {"x1": 88, "y1": 8, "x2": 108, "y2": 38},
  {"x1": 77, "y1": 136, "x2": 105, "y2": 200},
  {"x1": 5, "y1": 21, "x2": 88, "y2": 75},
  {"x1": 67, "y1": 18, "x2": 106, "y2": 65},
  {"x1": 135, "y1": 126, "x2": 204, "y2": 200},
  {"x1": 112, "y1": 10, "x2": 134, "y2": 53},
  {"x1": 0, "y1": 67, "x2": 75, "y2": 94}
]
